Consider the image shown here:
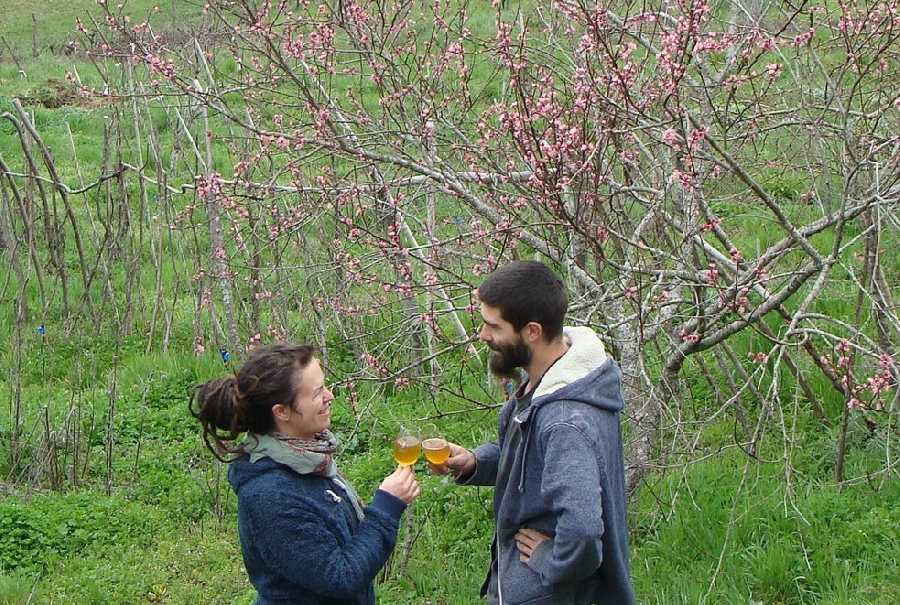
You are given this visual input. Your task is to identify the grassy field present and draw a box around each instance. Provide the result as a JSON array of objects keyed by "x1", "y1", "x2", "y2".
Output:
[{"x1": 2, "y1": 0, "x2": 900, "y2": 603}]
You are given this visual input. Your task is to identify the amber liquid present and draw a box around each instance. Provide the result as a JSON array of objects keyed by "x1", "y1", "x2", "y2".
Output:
[
  {"x1": 393, "y1": 436, "x2": 421, "y2": 465},
  {"x1": 422, "y1": 438, "x2": 450, "y2": 464}
]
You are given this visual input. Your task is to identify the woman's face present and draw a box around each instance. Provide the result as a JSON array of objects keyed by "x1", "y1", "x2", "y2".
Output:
[{"x1": 277, "y1": 358, "x2": 335, "y2": 440}]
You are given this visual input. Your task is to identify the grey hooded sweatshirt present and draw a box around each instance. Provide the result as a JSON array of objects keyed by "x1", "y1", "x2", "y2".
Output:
[{"x1": 461, "y1": 326, "x2": 635, "y2": 605}]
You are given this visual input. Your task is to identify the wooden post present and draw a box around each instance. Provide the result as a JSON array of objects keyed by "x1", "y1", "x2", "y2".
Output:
[{"x1": 32, "y1": 13, "x2": 38, "y2": 58}]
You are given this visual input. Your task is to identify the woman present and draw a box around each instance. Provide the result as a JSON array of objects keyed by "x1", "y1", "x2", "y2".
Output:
[{"x1": 190, "y1": 343, "x2": 419, "y2": 605}]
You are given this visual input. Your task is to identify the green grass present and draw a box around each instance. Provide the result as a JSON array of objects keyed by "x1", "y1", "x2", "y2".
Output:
[
  {"x1": 631, "y1": 448, "x2": 900, "y2": 604},
  {"x1": 3, "y1": 328, "x2": 899, "y2": 603},
  {"x1": 0, "y1": 570, "x2": 36, "y2": 605}
]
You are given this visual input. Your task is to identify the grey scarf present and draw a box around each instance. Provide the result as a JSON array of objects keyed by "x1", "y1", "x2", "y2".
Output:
[{"x1": 243, "y1": 430, "x2": 365, "y2": 520}]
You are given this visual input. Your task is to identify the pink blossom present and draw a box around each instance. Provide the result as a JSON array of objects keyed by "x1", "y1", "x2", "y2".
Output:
[
  {"x1": 680, "y1": 329, "x2": 700, "y2": 343},
  {"x1": 662, "y1": 128, "x2": 681, "y2": 150},
  {"x1": 748, "y1": 351, "x2": 769, "y2": 364},
  {"x1": 687, "y1": 127, "x2": 708, "y2": 151},
  {"x1": 196, "y1": 172, "x2": 223, "y2": 201},
  {"x1": 791, "y1": 28, "x2": 815, "y2": 46},
  {"x1": 700, "y1": 218, "x2": 722, "y2": 232},
  {"x1": 672, "y1": 169, "x2": 694, "y2": 189},
  {"x1": 866, "y1": 374, "x2": 889, "y2": 396}
]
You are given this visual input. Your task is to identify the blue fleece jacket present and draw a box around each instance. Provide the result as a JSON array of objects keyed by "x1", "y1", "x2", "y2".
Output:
[
  {"x1": 227, "y1": 454, "x2": 407, "y2": 605},
  {"x1": 462, "y1": 327, "x2": 635, "y2": 605}
]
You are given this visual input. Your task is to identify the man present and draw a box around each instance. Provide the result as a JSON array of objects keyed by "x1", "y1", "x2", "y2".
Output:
[{"x1": 430, "y1": 260, "x2": 635, "y2": 605}]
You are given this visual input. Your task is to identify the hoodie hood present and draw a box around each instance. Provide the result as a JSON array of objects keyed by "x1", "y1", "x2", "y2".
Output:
[
  {"x1": 525, "y1": 326, "x2": 623, "y2": 416},
  {"x1": 510, "y1": 326, "x2": 623, "y2": 493}
]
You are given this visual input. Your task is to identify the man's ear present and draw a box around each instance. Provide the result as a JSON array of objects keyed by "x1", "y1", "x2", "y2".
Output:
[
  {"x1": 522, "y1": 321, "x2": 544, "y2": 344},
  {"x1": 271, "y1": 403, "x2": 292, "y2": 422}
]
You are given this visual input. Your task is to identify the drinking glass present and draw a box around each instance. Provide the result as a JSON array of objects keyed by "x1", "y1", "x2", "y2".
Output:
[
  {"x1": 392, "y1": 426, "x2": 421, "y2": 466},
  {"x1": 422, "y1": 427, "x2": 450, "y2": 465}
]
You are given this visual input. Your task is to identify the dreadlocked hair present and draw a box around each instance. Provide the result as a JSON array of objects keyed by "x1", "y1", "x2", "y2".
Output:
[{"x1": 189, "y1": 344, "x2": 316, "y2": 462}]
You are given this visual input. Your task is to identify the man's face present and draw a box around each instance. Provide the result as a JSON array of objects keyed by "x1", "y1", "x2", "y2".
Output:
[{"x1": 479, "y1": 303, "x2": 532, "y2": 379}]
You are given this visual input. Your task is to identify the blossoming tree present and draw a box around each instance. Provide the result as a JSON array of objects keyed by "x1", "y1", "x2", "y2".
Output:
[{"x1": 79, "y1": 0, "x2": 900, "y2": 492}]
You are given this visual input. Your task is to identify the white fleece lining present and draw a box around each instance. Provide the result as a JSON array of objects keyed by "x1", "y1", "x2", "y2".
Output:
[{"x1": 532, "y1": 326, "x2": 608, "y2": 400}]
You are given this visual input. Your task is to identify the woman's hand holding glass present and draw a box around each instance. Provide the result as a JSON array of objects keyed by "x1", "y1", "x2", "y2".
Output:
[{"x1": 379, "y1": 464, "x2": 420, "y2": 504}]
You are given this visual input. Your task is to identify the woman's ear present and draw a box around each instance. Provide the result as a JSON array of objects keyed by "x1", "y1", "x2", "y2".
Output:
[{"x1": 271, "y1": 403, "x2": 292, "y2": 422}]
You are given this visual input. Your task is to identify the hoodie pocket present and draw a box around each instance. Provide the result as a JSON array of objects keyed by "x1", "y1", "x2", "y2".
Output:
[
  {"x1": 498, "y1": 550, "x2": 576, "y2": 605},
  {"x1": 520, "y1": 593, "x2": 574, "y2": 605},
  {"x1": 507, "y1": 585, "x2": 576, "y2": 605}
]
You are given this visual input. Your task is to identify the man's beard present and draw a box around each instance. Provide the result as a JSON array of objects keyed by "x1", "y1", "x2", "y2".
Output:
[{"x1": 487, "y1": 336, "x2": 531, "y2": 380}]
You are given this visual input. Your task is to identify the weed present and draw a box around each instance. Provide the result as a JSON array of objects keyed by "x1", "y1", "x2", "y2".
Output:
[{"x1": 0, "y1": 570, "x2": 37, "y2": 605}]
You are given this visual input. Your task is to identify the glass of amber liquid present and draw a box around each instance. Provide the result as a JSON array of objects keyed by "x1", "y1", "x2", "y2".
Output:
[
  {"x1": 392, "y1": 427, "x2": 421, "y2": 466},
  {"x1": 422, "y1": 427, "x2": 450, "y2": 465}
]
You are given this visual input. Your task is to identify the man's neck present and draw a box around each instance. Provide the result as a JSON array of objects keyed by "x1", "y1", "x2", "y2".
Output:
[{"x1": 523, "y1": 338, "x2": 570, "y2": 393}]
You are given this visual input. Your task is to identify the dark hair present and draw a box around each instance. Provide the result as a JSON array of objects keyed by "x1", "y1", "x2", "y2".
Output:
[
  {"x1": 189, "y1": 343, "x2": 316, "y2": 461},
  {"x1": 477, "y1": 260, "x2": 567, "y2": 341}
]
